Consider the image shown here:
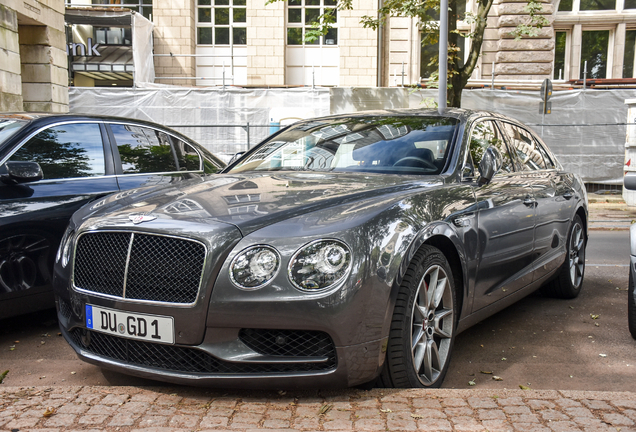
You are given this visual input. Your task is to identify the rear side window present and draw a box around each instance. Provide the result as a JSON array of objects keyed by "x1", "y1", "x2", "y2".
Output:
[
  {"x1": 9, "y1": 123, "x2": 105, "y2": 180},
  {"x1": 500, "y1": 122, "x2": 548, "y2": 171},
  {"x1": 111, "y1": 124, "x2": 178, "y2": 174},
  {"x1": 172, "y1": 138, "x2": 202, "y2": 171}
]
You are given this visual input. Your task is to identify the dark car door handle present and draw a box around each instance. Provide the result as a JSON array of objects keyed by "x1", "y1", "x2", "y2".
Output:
[
  {"x1": 523, "y1": 197, "x2": 537, "y2": 207},
  {"x1": 563, "y1": 191, "x2": 574, "y2": 200},
  {"x1": 452, "y1": 212, "x2": 475, "y2": 227}
]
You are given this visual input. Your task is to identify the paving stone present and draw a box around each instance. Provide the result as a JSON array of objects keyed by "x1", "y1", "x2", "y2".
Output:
[
  {"x1": 43, "y1": 414, "x2": 76, "y2": 427},
  {"x1": 504, "y1": 405, "x2": 533, "y2": 415},
  {"x1": 482, "y1": 419, "x2": 514, "y2": 431},
  {"x1": 478, "y1": 408, "x2": 506, "y2": 420},
  {"x1": 138, "y1": 415, "x2": 169, "y2": 427},
  {"x1": 498, "y1": 397, "x2": 525, "y2": 406},
  {"x1": 416, "y1": 418, "x2": 453, "y2": 430},
  {"x1": 602, "y1": 412, "x2": 635, "y2": 426},
  {"x1": 546, "y1": 420, "x2": 582, "y2": 431},
  {"x1": 467, "y1": 397, "x2": 498, "y2": 409},
  {"x1": 108, "y1": 413, "x2": 139, "y2": 426},
  {"x1": 412, "y1": 408, "x2": 447, "y2": 418},
  {"x1": 581, "y1": 399, "x2": 613, "y2": 410},
  {"x1": 386, "y1": 418, "x2": 417, "y2": 430},
  {"x1": 413, "y1": 398, "x2": 442, "y2": 409},
  {"x1": 555, "y1": 398, "x2": 584, "y2": 408},
  {"x1": 442, "y1": 397, "x2": 469, "y2": 407},
  {"x1": 199, "y1": 415, "x2": 229, "y2": 428},
  {"x1": 169, "y1": 414, "x2": 199, "y2": 428},
  {"x1": 354, "y1": 418, "x2": 385, "y2": 430},
  {"x1": 540, "y1": 409, "x2": 570, "y2": 421},
  {"x1": 564, "y1": 407, "x2": 595, "y2": 418},
  {"x1": 451, "y1": 416, "x2": 485, "y2": 431},
  {"x1": 511, "y1": 423, "x2": 551, "y2": 431},
  {"x1": 5, "y1": 417, "x2": 42, "y2": 429},
  {"x1": 101, "y1": 394, "x2": 130, "y2": 405},
  {"x1": 292, "y1": 416, "x2": 321, "y2": 429},
  {"x1": 261, "y1": 419, "x2": 291, "y2": 428}
]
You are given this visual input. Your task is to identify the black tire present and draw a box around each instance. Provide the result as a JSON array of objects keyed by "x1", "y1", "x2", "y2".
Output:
[
  {"x1": 541, "y1": 214, "x2": 586, "y2": 299},
  {"x1": 378, "y1": 244, "x2": 457, "y2": 388},
  {"x1": 629, "y1": 271, "x2": 636, "y2": 340}
]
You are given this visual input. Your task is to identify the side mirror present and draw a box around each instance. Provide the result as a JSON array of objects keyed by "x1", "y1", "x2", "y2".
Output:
[
  {"x1": 0, "y1": 161, "x2": 44, "y2": 185},
  {"x1": 477, "y1": 146, "x2": 502, "y2": 185},
  {"x1": 228, "y1": 151, "x2": 245, "y2": 166},
  {"x1": 625, "y1": 171, "x2": 636, "y2": 191}
]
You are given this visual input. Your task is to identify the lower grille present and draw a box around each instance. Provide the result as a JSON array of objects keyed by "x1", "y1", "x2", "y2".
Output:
[
  {"x1": 239, "y1": 329, "x2": 336, "y2": 359},
  {"x1": 58, "y1": 298, "x2": 72, "y2": 320},
  {"x1": 70, "y1": 329, "x2": 337, "y2": 374}
]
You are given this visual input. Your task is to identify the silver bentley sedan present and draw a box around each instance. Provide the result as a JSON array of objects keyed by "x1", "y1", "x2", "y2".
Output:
[{"x1": 52, "y1": 109, "x2": 588, "y2": 389}]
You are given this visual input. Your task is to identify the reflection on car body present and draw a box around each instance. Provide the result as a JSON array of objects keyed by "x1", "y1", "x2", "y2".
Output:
[
  {"x1": 0, "y1": 114, "x2": 225, "y2": 318},
  {"x1": 53, "y1": 109, "x2": 587, "y2": 389}
]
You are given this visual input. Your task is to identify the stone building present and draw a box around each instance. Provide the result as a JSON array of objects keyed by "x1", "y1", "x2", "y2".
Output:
[{"x1": 0, "y1": 0, "x2": 68, "y2": 112}]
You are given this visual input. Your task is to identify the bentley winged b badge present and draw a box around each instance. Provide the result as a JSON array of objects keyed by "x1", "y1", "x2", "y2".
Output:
[{"x1": 129, "y1": 214, "x2": 157, "y2": 224}]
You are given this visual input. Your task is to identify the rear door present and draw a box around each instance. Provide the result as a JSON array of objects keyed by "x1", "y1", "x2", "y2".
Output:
[
  {"x1": 499, "y1": 121, "x2": 574, "y2": 280},
  {"x1": 0, "y1": 121, "x2": 118, "y2": 315},
  {"x1": 469, "y1": 119, "x2": 537, "y2": 312}
]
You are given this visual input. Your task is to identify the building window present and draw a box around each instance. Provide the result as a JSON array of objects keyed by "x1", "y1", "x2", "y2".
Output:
[
  {"x1": 197, "y1": 0, "x2": 247, "y2": 45},
  {"x1": 66, "y1": 1, "x2": 152, "y2": 20},
  {"x1": 286, "y1": 0, "x2": 338, "y2": 46},
  {"x1": 580, "y1": 30, "x2": 610, "y2": 78},
  {"x1": 554, "y1": 31, "x2": 567, "y2": 79},
  {"x1": 625, "y1": 30, "x2": 636, "y2": 77}
]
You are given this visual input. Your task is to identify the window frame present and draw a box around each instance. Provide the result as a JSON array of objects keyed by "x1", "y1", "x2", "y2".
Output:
[
  {"x1": 1, "y1": 121, "x2": 114, "y2": 183},
  {"x1": 286, "y1": 0, "x2": 339, "y2": 46},
  {"x1": 196, "y1": 0, "x2": 247, "y2": 46}
]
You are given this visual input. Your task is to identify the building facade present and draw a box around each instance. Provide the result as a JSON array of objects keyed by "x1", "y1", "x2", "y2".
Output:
[{"x1": 0, "y1": 0, "x2": 68, "y2": 112}]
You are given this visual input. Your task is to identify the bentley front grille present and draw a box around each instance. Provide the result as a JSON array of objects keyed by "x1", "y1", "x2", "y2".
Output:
[
  {"x1": 70, "y1": 329, "x2": 337, "y2": 374},
  {"x1": 73, "y1": 232, "x2": 205, "y2": 304}
]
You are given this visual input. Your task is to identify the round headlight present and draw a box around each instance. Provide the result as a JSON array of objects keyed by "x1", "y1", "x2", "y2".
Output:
[
  {"x1": 289, "y1": 240, "x2": 352, "y2": 291},
  {"x1": 230, "y1": 245, "x2": 281, "y2": 290}
]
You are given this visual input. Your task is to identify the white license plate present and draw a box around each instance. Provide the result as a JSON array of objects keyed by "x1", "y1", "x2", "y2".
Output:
[{"x1": 85, "y1": 304, "x2": 175, "y2": 344}]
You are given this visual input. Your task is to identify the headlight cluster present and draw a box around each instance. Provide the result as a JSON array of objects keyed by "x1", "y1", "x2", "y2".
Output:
[
  {"x1": 56, "y1": 227, "x2": 75, "y2": 268},
  {"x1": 230, "y1": 240, "x2": 351, "y2": 292}
]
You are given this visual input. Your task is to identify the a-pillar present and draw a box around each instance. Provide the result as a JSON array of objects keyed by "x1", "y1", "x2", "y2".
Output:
[{"x1": 18, "y1": 25, "x2": 68, "y2": 112}]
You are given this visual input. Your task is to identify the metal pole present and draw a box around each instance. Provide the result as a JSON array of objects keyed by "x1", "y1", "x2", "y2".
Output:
[
  {"x1": 583, "y1": 60, "x2": 587, "y2": 91},
  {"x1": 438, "y1": 0, "x2": 448, "y2": 114},
  {"x1": 246, "y1": 122, "x2": 250, "y2": 150},
  {"x1": 312, "y1": 64, "x2": 315, "y2": 90},
  {"x1": 491, "y1": 61, "x2": 495, "y2": 90},
  {"x1": 222, "y1": 61, "x2": 226, "y2": 89},
  {"x1": 559, "y1": 69, "x2": 562, "y2": 80},
  {"x1": 401, "y1": 61, "x2": 405, "y2": 87}
]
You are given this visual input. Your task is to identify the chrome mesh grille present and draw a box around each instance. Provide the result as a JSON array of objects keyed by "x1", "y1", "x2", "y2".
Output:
[
  {"x1": 73, "y1": 232, "x2": 205, "y2": 304},
  {"x1": 70, "y1": 329, "x2": 337, "y2": 374},
  {"x1": 239, "y1": 329, "x2": 336, "y2": 360}
]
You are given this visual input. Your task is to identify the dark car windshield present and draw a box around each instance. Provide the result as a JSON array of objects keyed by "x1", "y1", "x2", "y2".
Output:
[
  {"x1": 0, "y1": 119, "x2": 28, "y2": 145},
  {"x1": 228, "y1": 116, "x2": 458, "y2": 175}
]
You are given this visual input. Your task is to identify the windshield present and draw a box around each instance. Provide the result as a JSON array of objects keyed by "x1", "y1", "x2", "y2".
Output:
[
  {"x1": 228, "y1": 116, "x2": 458, "y2": 175},
  {"x1": 0, "y1": 119, "x2": 28, "y2": 145}
]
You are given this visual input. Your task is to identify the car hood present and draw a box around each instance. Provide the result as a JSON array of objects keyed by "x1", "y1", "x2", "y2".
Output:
[{"x1": 84, "y1": 172, "x2": 443, "y2": 235}]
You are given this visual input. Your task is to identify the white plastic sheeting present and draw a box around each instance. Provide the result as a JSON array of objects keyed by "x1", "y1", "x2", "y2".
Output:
[
  {"x1": 70, "y1": 86, "x2": 631, "y2": 183},
  {"x1": 132, "y1": 12, "x2": 154, "y2": 85},
  {"x1": 69, "y1": 87, "x2": 331, "y2": 160}
]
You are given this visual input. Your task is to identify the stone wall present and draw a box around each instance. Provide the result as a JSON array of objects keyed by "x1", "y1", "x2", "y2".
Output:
[
  {"x1": 338, "y1": 0, "x2": 379, "y2": 87},
  {"x1": 153, "y1": 0, "x2": 196, "y2": 86},
  {"x1": 481, "y1": 0, "x2": 554, "y2": 80},
  {"x1": 0, "y1": 5, "x2": 22, "y2": 112},
  {"x1": 246, "y1": 0, "x2": 285, "y2": 86}
]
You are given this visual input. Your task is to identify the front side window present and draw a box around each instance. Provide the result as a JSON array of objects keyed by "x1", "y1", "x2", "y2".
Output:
[
  {"x1": 468, "y1": 120, "x2": 514, "y2": 175},
  {"x1": 228, "y1": 116, "x2": 458, "y2": 175},
  {"x1": 197, "y1": 0, "x2": 247, "y2": 45},
  {"x1": 500, "y1": 122, "x2": 547, "y2": 171},
  {"x1": 111, "y1": 124, "x2": 178, "y2": 174},
  {"x1": 173, "y1": 138, "x2": 202, "y2": 171},
  {"x1": 8, "y1": 123, "x2": 105, "y2": 180},
  {"x1": 287, "y1": 0, "x2": 338, "y2": 46}
]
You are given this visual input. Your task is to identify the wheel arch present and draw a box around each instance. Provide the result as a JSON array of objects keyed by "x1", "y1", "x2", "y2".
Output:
[{"x1": 424, "y1": 234, "x2": 465, "y2": 324}]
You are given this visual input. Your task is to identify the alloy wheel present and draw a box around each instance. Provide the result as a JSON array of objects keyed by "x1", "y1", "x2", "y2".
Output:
[{"x1": 568, "y1": 222, "x2": 585, "y2": 288}]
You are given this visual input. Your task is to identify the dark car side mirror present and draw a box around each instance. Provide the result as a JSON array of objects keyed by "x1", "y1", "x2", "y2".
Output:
[
  {"x1": 477, "y1": 146, "x2": 502, "y2": 185},
  {"x1": 625, "y1": 171, "x2": 636, "y2": 191},
  {"x1": 0, "y1": 161, "x2": 44, "y2": 185}
]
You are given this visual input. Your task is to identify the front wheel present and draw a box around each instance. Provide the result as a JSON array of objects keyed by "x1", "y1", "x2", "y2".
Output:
[
  {"x1": 378, "y1": 245, "x2": 457, "y2": 388},
  {"x1": 541, "y1": 214, "x2": 586, "y2": 299}
]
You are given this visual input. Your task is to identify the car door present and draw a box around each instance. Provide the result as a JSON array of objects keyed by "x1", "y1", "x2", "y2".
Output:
[
  {"x1": 107, "y1": 122, "x2": 211, "y2": 191},
  {"x1": 468, "y1": 119, "x2": 537, "y2": 312},
  {"x1": 0, "y1": 121, "x2": 118, "y2": 316},
  {"x1": 499, "y1": 121, "x2": 574, "y2": 280}
]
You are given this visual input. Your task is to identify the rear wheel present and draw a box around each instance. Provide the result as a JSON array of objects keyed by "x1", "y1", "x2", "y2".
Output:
[
  {"x1": 541, "y1": 214, "x2": 585, "y2": 299},
  {"x1": 378, "y1": 245, "x2": 457, "y2": 388},
  {"x1": 629, "y1": 271, "x2": 636, "y2": 340}
]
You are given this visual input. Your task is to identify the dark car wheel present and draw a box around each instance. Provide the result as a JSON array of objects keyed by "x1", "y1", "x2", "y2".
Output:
[
  {"x1": 378, "y1": 245, "x2": 457, "y2": 388},
  {"x1": 629, "y1": 271, "x2": 636, "y2": 340},
  {"x1": 0, "y1": 232, "x2": 53, "y2": 293},
  {"x1": 541, "y1": 214, "x2": 586, "y2": 299}
]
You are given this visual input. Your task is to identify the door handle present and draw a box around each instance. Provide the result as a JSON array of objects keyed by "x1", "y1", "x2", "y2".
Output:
[
  {"x1": 563, "y1": 191, "x2": 574, "y2": 200},
  {"x1": 452, "y1": 212, "x2": 475, "y2": 227}
]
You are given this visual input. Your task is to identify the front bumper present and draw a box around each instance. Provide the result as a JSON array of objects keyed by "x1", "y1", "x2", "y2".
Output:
[{"x1": 56, "y1": 298, "x2": 387, "y2": 389}]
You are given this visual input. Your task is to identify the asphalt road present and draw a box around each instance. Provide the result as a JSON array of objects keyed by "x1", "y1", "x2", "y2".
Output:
[{"x1": 0, "y1": 230, "x2": 633, "y2": 391}]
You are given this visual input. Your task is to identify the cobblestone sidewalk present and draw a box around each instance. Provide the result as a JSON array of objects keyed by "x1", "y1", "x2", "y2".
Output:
[{"x1": 2, "y1": 386, "x2": 636, "y2": 432}]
